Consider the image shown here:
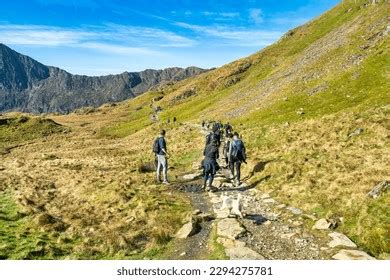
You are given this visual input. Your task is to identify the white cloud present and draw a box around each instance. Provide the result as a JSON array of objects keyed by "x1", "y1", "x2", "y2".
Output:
[
  {"x1": 0, "y1": 24, "x2": 96, "y2": 46},
  {"x1": 0, "y1": 23, "x2": 195, "y2": 53},
  {"x1": 175, "y1": 22, "x2": 281, "y2": 47},
  {"x1": 249, "y1": 8, "x2": 264, "y2": 24}
]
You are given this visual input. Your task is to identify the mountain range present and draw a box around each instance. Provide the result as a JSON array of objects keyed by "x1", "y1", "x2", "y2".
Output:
[{"x1": 0, "y1": 43, "x2": 207, "y2": 113}]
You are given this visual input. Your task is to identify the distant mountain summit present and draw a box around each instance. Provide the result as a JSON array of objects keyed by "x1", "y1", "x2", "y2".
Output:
[{"x1": 0, "y1": 43, "x2": 207, "y2": 113}]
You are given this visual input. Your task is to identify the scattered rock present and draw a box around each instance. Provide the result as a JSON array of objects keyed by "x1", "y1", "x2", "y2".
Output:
[
  {"x1": 217, "y1": 218, "x2": 246, "y2": 240},
  {"x1": 214, "y1": 208, "x2": 230, "y2": 219},
  {"x1": 226, "y1": 246, "x2": 265, "y2": 260},
  {"x1": 175, "y1": 220, "x2": 200, "y2": 239},
  {"x1": 286, "y1": 206, "x2": 303, "y2": 215},
  {"x1": 192, "y1": 209, "x2": 202, "y2": 215},
  {"x1": 367, "y1": 180, "x2": 389, "y2": 199},
  {"x1": 347, "y1": 128, "x2": 364, "y2": 139},
  {"x1": 263, "y1": 198, "x2": 276, "y2": 204},
  {"x1": 180, "y1": 252, "x2": 187, "y2": 257},
  {"x1": 276, "y1": 204, "x2": 286, "y2": 209},
  {"x1": 312, "y1": 218, "x2": 332, "y2": 230},
  {"x1": 328, "y1": 232, "x2": 357, "y2": 248},
  {"x1": 332, "y1": 249, "x2": 375, "y2": 260},
  {"x1": 217, "y1": 237, "x2": 245, "y2": 249}
]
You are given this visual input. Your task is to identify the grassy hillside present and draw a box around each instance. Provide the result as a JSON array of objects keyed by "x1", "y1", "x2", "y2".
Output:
[
  {"x1": 0, "y1": 0, "x2": 389, "y2": 259},
  {"x1": 96, "y1": 0, "x2": 389, "y2": 258}
]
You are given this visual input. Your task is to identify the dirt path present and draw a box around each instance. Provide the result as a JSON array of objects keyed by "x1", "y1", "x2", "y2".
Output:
[{"x1": 164, "y1": 182, "x2": 214, "y2": 260}]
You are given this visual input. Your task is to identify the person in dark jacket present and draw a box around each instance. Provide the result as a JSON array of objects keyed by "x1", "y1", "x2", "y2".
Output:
[
  {"x1": 225, "y1": 123, "x2": 232, "y2": 135},
  {"x1": 154, "y1": 130, "x2": 170, "y2": 184},
  {"x1": 228, "y1": 132, "x2": 247, "y2": 186},
  {"x1": 202, "y1": 139, "x2": 219, "y2": 191},
  {"x1": 223, "y1": 133, "x2": 233, "y2": 168}
]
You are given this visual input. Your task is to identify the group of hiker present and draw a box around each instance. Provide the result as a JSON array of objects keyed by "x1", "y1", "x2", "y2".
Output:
[
  {"x1": 202, "y1": 121, "x2": 246, "y2": 191},
  {"x1": 152, "y1": 120, "x2": 246, "y2": 191}
]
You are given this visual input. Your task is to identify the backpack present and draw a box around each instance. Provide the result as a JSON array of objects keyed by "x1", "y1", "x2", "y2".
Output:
[
  {"x1": 152, "y1": 137, "x2": 160, "y2": 153},
  {"x1": 231, "y1": 139, "x2": 245, "y2": 160},
  {"x1": 206, "y1": 132, "x2": 215, "y2": 145}
]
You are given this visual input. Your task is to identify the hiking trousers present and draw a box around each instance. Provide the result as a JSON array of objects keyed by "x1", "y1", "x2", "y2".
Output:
[
  {"x1": 156, "y1": 154, "x2": 168, "y2": 182},
  {"x1": 230, "y1": 160, "x2": 242, "y2": 182}
]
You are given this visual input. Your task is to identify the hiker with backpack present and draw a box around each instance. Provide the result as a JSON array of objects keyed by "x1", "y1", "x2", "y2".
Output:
[
  {"x1": 206, "y1": 126, "x2": 221, "y2": 148},
  {"x1": 223, "y1": 133, "x2": 233, "y2": 168},
  {"x1": 228, "y1": 132, "x2": 247, "y2": 186},
  {"x1": 202, "y1": 138, "x2": 220, "y2": 191},
  {"x1": 225, "y1": 122, "x2": 232, "y2": 135},
  {"x1": 153, "y1": 129, "x2": 170, "y2": 184}
]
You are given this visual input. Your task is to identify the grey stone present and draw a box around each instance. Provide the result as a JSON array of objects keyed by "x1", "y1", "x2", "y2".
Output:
[
  {"x1": 332, "y1": 249, "x2": 375, "y2": 260},
  {"x1": 226, "y1": 246, "x2": 266, "y2": 260},
  {"x1": 328, "y1": 232, "x2": 357, "y2": 248},
  {"x1": 217, "y1": 237, "x2": 246, "y2": 249},
  {"x1": 367, "y1": 180, "x2": 389, "y2": 199},
  {"x1": 286, "y1": 206, "x2": 303, "y2": 215},
  {"x1": 263, "y1": 198, "x2": 276, "y2": 204},
  {"x1": 312, "y1": 218, "x2": 332, "y2": 230},
  {"x1": 347, "y1": 128, "x2": 364, "y2": 138},
  {"x1": 214, "y1": 208, "x2": 230, "y2": 219},
  {"x1": 217, "y1": 218, "x2": 245, "y2": 239},
  {"x1": 175, "y1": 221, "x2": 199, "y2": 239}
]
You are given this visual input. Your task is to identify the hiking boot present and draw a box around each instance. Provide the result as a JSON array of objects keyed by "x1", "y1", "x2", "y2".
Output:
[{"x1": 162, "y1": 180, "x2": 170, "y2": 185}]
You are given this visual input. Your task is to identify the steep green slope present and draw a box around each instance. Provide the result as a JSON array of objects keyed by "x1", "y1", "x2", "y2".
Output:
[{"x1": 98, "y1": 0, "x2": 389, "y2": 258}]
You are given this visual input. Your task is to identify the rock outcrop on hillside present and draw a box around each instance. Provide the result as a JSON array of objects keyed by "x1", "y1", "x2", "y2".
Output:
[{"x1": 0, "y1": 43, "x2": 207, "y2": 113}]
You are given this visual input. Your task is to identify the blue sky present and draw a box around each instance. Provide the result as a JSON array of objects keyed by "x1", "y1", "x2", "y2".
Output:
[{"x1": 0, "y1": 0, "x2": 339, "y2": 75}]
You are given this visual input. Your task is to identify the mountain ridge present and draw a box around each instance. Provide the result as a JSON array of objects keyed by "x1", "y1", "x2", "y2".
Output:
[{"x1": 0, "y1": 43, "x2": 207, "y2": 113}]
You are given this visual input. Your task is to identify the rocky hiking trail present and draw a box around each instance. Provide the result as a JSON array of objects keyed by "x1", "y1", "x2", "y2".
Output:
[{"x1": 170, "y1": 125, "x2": 376, "y2": 260}]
